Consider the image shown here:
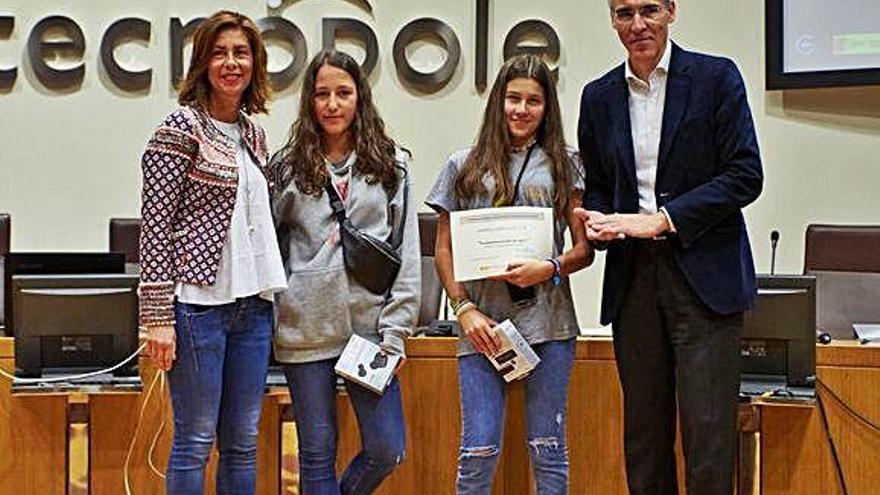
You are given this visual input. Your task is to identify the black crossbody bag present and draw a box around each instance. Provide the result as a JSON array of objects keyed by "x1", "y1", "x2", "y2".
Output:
[{"x1": 324, "y1": 169, "x2": 408, "y2": 295}]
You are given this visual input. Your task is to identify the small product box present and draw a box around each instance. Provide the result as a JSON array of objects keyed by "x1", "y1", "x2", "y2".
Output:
[
  {"x1": 487, "y1": 319, "x2": 540, "y2": 382},
  {"x1": 335, "y1": 334, "x2": 401, "y2": 394}
]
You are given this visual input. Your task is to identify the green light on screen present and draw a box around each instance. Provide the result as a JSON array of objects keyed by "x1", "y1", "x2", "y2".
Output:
[{"x1": 833, "y1": 33, "x2": 880, "y2": 55}]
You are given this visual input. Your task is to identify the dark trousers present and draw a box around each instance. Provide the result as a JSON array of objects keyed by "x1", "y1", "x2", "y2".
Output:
[{"x1": 613, "y1": 241, "x2": 741, "y2": 495}]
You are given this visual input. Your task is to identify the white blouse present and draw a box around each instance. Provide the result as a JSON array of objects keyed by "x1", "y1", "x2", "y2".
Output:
[{"x1": 176, "y1": 118, "x2": 287, "y2": 304}]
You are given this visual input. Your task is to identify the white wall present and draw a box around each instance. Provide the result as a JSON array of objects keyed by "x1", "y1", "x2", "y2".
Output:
[{"x1": 1, "y1": 0, "x2": 879, "y2": 327}]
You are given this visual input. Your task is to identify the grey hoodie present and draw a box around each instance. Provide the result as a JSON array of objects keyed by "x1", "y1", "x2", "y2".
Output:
[{"x1": 271, "y1": 148, "x2": 420, "y2": 363}]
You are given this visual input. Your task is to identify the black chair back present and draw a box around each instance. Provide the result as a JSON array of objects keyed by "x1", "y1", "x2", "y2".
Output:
[
  {"x1": 109, "y1": 218, "x2": 142, "y2": 264},
  {"x1": 804, "y1": 224, "x2": 880, "y2": 338}
]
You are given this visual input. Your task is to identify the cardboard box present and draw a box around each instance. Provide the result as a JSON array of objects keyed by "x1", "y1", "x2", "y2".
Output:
[
  {"x1": 487, "y1": 320, "x2": 540, "y2": 382},
  {"x1": 334, "y1": 334, "x2": 401, "y2": 394}
]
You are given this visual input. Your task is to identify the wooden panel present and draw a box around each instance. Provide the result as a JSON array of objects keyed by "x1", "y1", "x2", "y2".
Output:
[
  {"x1": 334, "y1": 338, "x2": 686, "y2": 495},
  {"x1": 499, "y1": 381, "x2": 529, "y2": 495},
  {"x1": 816, "y1": 366, "x2": 880, "y2": 495},
  {"x1": 89, "y1": 360, "x2": 281, "y2": 495},
  {"x1": 90, "y1": 386, "x2": 171, "y2": 495},
  {"x1": 337, "y1": 353, "x2": 463, "y2": 495},
  {"x1": 762, "y1": 359, "x2": 880, "y2": 495},
  {"x1": 569, "y1": 359, "x2": 627, "y2": 494},
  {"x1": 817, "y1": 340, "x2": 880, "y2": 367},
  {"x1": 0, "y1": 347, "x2": 68, "y2": 494},
  {"x1": 761, "y1": 404, "x2": 841, "y2": 495},
  {"x1": 3, "y1": 336, "x2": 879, "y2": 494}
]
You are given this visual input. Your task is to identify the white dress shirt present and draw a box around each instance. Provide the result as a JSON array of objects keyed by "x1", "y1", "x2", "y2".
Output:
[{"x1": 625, "y1": 40, "x2": 675, "y2": 231}]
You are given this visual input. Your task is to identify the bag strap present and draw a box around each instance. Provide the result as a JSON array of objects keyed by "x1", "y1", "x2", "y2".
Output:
[
  {"x1": 511, "y1": 144, "x2": 536, "y2": 204},
  {"x1": 324, "y1": 180, "x2": 348, "y2": 223},
  {"x1": 323, "y1": 165, "x2": 409, "y2": 250}
]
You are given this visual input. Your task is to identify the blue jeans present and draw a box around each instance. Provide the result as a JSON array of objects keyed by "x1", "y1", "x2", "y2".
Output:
[
  {"x1": 166, "y1": 296, "x2": 273, "y2": 495},
  {"x1": 283, "y1": 358, "x2": 406, "y2": 495},
  {"x1": 457, "y1": 338, "x2": 576, "y2": 495}
]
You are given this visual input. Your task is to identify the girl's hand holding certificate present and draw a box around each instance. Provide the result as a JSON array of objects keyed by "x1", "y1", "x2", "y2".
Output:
[{"x1": 487, "y1": 259, "x2": 556, "y2": 288}]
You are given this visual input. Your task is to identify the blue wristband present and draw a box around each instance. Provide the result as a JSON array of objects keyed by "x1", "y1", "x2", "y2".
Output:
[{"x1": 547, "y1": 258, "x2": 561, "y2": 286}]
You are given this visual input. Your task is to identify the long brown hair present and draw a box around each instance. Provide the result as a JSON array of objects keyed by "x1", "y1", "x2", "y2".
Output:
[
  {"x1": 274, "y1": 49, "x2": 400, "y2": 197},
  {"x1": 455, "y1": 54, "x2": 571, "y2": 215},
  {"x1": 177, "y1": 11, "x2": 270, "y2": 115}
]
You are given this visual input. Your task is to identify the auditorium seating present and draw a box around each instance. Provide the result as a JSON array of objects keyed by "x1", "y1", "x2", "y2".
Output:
[
  {"x1": 803, "y1": 224, "x2": 880, "y2": 339},
  {"x1": 108, "y1": 217, "x2": 141, "y2": 264},
  {"x1": 417, "y1": 212, "x2": 444, "y2": 330},
  {"x1": 107, "y1": 214, "x2": 445, "y2": 328},
  {"x1": 0, "y1": 213, "x2": 9, "y2": 255},
  {"x1": 0, "y1": 213, "x2": 9, "y2": 332}
]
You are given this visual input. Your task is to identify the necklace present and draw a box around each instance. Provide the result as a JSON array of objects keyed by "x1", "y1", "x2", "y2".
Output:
[
  {"x1": 208, "y1": 115, "x2": 256, "y2": 235},
  {"x1": 240, "y1": 137, "x2": 255, "y2": 235}
]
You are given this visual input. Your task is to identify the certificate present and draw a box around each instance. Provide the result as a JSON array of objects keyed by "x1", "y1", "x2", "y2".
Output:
[{"x1": 450, "y1": 206, "x2": 554, "y2": 282}]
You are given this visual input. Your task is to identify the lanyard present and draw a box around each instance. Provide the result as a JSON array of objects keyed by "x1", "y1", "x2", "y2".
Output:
[{"x1": 495, "y1": 144, "x2": 536, "y2": 207}]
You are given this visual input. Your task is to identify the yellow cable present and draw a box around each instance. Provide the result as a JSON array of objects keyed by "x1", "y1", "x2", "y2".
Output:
[
  {"x1": 124, "y1": 368, "x2": 163, "y2": 495},
  {"x1": 147, "y1": 370, "x2": 168, "y2": 479}
]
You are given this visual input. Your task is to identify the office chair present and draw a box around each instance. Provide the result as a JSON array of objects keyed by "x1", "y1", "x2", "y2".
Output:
[
  {"x1": 803, "y1": 224, "x2": 880, "y2": 339},
  {"x1": 0, "y1": 213, "x2": 9, "y2": 332},
  {"x1": 109, "y1": 217, "x2": 142, "y2": 263},
  {"x1": 417, "y1": 212, "x2": 445, "y2": 331},
  {"x1": 0, "y1": 213, "x2": 9, "y2": 256}
]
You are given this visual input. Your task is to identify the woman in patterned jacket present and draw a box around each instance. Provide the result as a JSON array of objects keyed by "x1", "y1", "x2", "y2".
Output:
[{"x1": 137, "y1": 11, "x2": 286, "y2": 494}]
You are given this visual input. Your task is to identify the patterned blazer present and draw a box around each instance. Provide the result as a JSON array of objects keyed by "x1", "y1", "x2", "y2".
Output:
[{"x1": 138, "y1": 106, "x2": 272, "y2": 330}]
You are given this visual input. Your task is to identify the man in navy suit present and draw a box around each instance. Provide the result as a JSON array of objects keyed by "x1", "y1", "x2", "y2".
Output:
[{"x1": 575, "y1": 1, "x2": 763, "y2": 493}]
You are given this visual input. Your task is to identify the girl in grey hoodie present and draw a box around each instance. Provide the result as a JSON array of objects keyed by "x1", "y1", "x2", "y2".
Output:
[{"x1": 268, "y1": 49, "x2": 420, "y2": 495}]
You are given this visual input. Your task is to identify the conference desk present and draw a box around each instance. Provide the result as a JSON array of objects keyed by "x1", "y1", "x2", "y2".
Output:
[{"x1": 0, "y1": 336, "x2": 878, "y2": 494}]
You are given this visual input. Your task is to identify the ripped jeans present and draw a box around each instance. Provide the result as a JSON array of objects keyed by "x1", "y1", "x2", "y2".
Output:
[{"x1": 456, "y1": 338, "x2": 575, "y2": 495}]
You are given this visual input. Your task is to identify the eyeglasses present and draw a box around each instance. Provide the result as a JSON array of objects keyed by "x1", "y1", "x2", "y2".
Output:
[{"x1": 612, "y1": 4, "x2": 668, "y2": 25}]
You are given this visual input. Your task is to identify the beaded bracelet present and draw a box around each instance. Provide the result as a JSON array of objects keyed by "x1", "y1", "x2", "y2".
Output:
[
  {"x1": 450, "y1": 297, "x2": 467, "y2": 314},
  {"x1": 454, "y1": 301, "x2": 477, "y2": 318}
]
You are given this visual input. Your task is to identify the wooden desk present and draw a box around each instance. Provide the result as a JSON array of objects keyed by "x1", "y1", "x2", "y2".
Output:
[
  {"x1": 337, "y1": 338, "x2": 880, "y2": 495},
  {"x1": 333, "y1": 337, "x2": 656, "y2": 494},
  {"x1": 0, "y1": 339, "x2": 67, "y2": 493},
  {"x1": 1, "y1": 337, "x2": 878, "y2": 494},
  {"x1": 0, "y1": 339, "x2": 285, "y2": 495},
  {"x1": 761, "y1": 342, "x2": 880, "y2": 495}
]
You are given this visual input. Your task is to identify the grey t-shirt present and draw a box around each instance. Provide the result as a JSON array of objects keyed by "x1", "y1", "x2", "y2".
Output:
[{"x1": 425, "y1": 146, "x2": 585, "y2": 356}]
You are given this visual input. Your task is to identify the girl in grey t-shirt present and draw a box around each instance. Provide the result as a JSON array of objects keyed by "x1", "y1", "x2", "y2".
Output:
[{"x1": 425, "y1": 54, "x2": 593, "y2": 494}]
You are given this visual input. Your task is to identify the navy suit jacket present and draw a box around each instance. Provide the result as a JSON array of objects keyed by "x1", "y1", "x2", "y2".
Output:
[{"x1": 578, "y1": 44, "x2": 763, "y2": 325}]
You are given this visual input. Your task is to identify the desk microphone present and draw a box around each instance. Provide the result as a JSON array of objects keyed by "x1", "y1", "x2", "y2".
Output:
[{"x1": 770, "y1": 230, "x2": 780, "y2": 275}]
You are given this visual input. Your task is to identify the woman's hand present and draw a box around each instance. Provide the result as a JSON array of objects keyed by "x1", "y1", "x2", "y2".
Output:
[
  {"x1": 146, "y1": 325, "x2": 176, "y2": 371},
  {"x1": 458, "y1": 309, "x2": 501, "y2": 355},
  {"x1": 488, "y1": 260, "x2": 555, "y2": 288}
]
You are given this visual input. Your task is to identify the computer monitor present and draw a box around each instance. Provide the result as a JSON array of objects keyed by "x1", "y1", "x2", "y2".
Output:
[
  {"x1": 742, "y1": 274, "x2": 817, "y2": 388},
  {"x1": 12, "y1": 273, "x2": 139, "y2": 378},
  {"x1": 3, "y1": 252, "x2": 124, "y2": 336}
]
